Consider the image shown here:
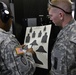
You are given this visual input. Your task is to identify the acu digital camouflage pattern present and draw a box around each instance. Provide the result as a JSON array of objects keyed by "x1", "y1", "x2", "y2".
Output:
[
  {"x1": 0, "y1": 28, "x2": 36, "y2": 75},
  {"x1": 50, "y1": 19, "x2": 76, "y2": 75}
]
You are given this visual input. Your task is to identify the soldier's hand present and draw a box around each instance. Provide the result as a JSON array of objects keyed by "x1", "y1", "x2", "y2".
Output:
[
  {"x1": 26, "y1": 48, "x2": 36, "y2": 62},
  {"x1": 26, "y1": 48, "x2": 35, "y2": 55}
]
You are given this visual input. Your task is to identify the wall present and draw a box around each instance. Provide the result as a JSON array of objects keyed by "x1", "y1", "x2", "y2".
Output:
[{"x1": 13, "y1": 0, "x2": 49, "y2": 44}]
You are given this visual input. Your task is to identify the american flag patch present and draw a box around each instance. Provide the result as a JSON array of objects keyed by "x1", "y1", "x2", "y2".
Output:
[{"x1": 15, "y1": 48, "x2": 24, "y2": 55}]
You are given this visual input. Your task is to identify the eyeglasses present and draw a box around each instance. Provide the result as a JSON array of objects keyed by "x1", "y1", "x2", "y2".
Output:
[{"x1": 48, "y1": 1, "x2": 72, "y2": 14}]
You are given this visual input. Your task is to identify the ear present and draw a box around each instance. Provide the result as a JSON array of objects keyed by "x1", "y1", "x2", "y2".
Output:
[{"x1": 59, "y1": 12, "x2": 64, "y2": 20}]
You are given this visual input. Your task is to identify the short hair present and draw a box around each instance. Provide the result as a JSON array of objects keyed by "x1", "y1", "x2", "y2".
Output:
[{"x1": 48, "y1": 0, "x2": 72, "y2": 14}]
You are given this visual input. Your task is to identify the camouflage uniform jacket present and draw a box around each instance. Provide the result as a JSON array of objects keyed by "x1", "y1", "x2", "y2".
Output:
[
  {"x1": 50, "y1": 19, "x2": 76, "y2": 75},
  {"x1": 0, "y1": 28, "x2": 36, "y2": 75}
]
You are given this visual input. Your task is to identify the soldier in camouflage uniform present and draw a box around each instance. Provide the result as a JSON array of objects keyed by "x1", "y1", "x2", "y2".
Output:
[
  {"x1": 48, "y1": 0, "x2": 76, "y2": 75},
  {"x1": 0, "y1": 2, "x2": 36, "y2": 75}
]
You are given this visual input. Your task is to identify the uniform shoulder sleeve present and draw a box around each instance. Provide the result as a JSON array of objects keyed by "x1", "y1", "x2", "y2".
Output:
[
  {"x1": 70, "y1": 33, "x2": 76, "y2": 44},
  {"x1": 4, "y1": 36, "x2": 36, "y2": 75}
]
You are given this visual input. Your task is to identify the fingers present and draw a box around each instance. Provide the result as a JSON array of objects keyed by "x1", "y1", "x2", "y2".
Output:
[{"x1": 26, "y1": 48, "x2": 35, "y2": 54}]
